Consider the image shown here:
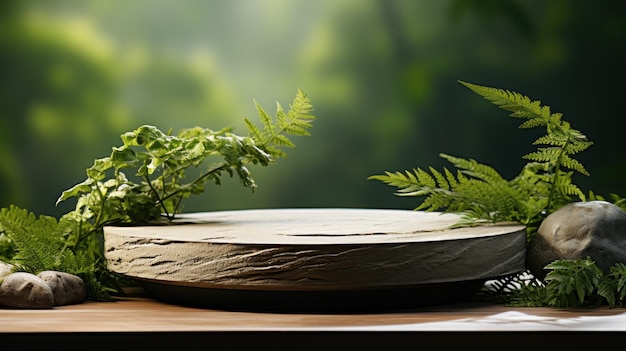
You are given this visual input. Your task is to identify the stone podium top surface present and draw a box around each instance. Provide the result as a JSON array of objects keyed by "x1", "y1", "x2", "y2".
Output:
[{"x1": 103, "y1": 208, "x2": 525, "y2": 245}]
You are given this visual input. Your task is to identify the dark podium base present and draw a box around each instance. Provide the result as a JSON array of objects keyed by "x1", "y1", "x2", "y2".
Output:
[{"x1": 138, "y1": 278, "x2": 487, "y2": 313}]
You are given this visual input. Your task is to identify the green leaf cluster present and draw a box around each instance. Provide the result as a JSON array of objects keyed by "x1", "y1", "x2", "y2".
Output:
[
  {"x1": 482, "y1": 259, "x2": 626, "y2": 308},
  {"x1": 0, "y1": 89, "x2": 315, "y2": 300},
  {"x1": 368, "y1": 81, "x2": 623, "y2": 237},
  {"x1": 369, "y1": 81, "x2": 626, "y2": 308},
  {"x1": 0, "y1": 205, "x2": 66, "y2": 273},
  {"x1": 0, "y1": 205, "x2": 121, "y2": 299}
]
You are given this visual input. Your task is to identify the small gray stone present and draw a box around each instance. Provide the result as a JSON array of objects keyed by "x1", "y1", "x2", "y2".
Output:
[
  {"x1": 0, "y1": 272, "x2": 54, "y2": 309},
  {"x1": 527, "y1": 200, "x2": 626, "y2": 280},
  {"x1": 37, "y1": 271, "x2": 87, "y2": 306}
]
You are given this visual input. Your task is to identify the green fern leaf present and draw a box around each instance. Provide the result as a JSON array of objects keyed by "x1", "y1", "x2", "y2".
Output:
[
  {"x1": 442, "y1": 168, "x2": 459, "y2": 189},
  {"x1": 608, "y1": 263, "x2": 626, "y2": 304},
  {"x1": 243, "y1": 118, "x2": 263, "y2": 143},
  {"x1": 371, "y1": 81, "x2": 598, "y2": 235},
  {"x1": 414, "y1": 168, "x2": 437, "y2": 189},
  {"x1": 564, "y1": 140, "x2": 594, "y2": 155},
  {"x1": 459, "y1": 81, "x2": 550, "y2": 126},
  {"x1": 0, "y1": 205, "x2": 66, "y2": 273},
  {"x1": 254, "y1": 101, "x2": 274, "y2": 135},
  {"x1": 559, "y1": 155, "x2": 589, "y2": 175},
  {"x1": 246, "y1": 89, "x2": 315, "y2": 159},
  {"x1": 523, "y1": 148, "x2": 561, "y2": 163},
  {"x1": 544, "y1": 258, "x2": 603, "y2": 307},
  {"x1": 597, "y1": 276, "x2": 617, "y2": 307},
  {"x1": 430, "y1": 167, "x2": 450, "y2": 190},
  {"x1": 369, "y1": 169, "x2": 431, "y2": 197},
  {"x1": 533, "y1": 135, "x2": 565, "y2": 146},
  {"x1": 271, "y1": 133, "x2": 296, "y2": 148},
  {"x1": 552, "y1": 181, "x2": 584, "y2": 199},
  {"x1": 370, "y1": 80, "x2": 626, "y2": 308},
  {"x1": 440, "y1": 153, "x2": 505, "y2": 183},
  {"x1": 518, "y1": 117, "x2": 546, "y2": 129}
]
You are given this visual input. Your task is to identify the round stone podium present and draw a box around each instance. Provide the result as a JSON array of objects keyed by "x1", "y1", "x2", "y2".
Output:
[{"x1": 103, "y1": 208, "x2": 526, "y2": 311}]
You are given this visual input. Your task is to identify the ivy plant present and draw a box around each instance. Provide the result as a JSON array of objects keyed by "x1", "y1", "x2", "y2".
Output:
[
  {"x1": 369, "y1": 81, "x2": 626, "y2": 308},
  {"x1": 0, "y1": 89, "x2": 315, "y2": 300}
]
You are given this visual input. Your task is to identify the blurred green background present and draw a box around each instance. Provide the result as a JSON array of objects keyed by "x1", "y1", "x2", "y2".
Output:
[{"x1": 1, "y1": 0, "x2": 625, "y2": 219}]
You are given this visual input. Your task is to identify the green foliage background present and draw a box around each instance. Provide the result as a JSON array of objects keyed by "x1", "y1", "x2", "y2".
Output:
[{"x1": 1, "y1": 0, "x2": 625, "y2": 218}]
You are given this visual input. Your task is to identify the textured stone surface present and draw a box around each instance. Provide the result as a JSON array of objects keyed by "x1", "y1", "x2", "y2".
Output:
[
  {"x1": 37, "y1": 271, "x2": 87, "y2": 306},
  {"x1": 104, "y1": 209, "x2": 527, "y2": 292},
  {"x1": 0, "y1": 272, "x2": 54, "y2": 309},
  {"x1": 527, "y1": 201, "x2": 626, "y2": 280},
  {"x1": 0, "y1": 269, "x2": 87, "y2": 308}
]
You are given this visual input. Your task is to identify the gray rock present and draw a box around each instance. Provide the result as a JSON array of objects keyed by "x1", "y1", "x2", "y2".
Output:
[
  {"x1": 527, "y1": 200, "x2": 626, "y2": 280},
  {"x1": 0, "y1": 272, "x2": 54, "y2": 309},
  {"x1": 37, "y1": 271, "x2": 87, "y2": 306}
]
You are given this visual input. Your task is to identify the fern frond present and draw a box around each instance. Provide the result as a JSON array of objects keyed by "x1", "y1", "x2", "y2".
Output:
[
  {"x1": 551, "y1": 174, "x2": 584, "y2": 197},
  {"x1": 370, "y1": 80, "x2": 620, "y2": 309},
  {"x1": 270, "y1": 133, "x2": 296, "y2": 148},
  {"x1": 372, "y1": 80, "x2": 597, "y2": 238},
  {"x1": 442, "y1": 167, "x2": 459, "y2": 189},
  {"x1": 255, "y1": 100, "x2": 274, "y2": 134},
  {"x1": 558, "y1": 154, "x2": 589, "y2": 175},
  {"x1": 369, "y1": 162, "x2": 527, "y2": 223},
  {"x1": 532, "y1": 135, "x2": 566, "y2": 147},
  {"x1": 518, "y1": 118, "x2": 546, "y2": 129},
  {"x1": 289, "y1": 88, "x2": 316, "y2": 118},
  {"x1": 608, "y1": 263, "x2": 626, "y2": 305},
  {"x1": 459, "y1": 81, "x2": 550, "y2": 127},
  {"x1": 0, "y1": 205, "x2": 66, "y2": 273},
  {"x1": 416, "y1": 168, "x2": 440, "y2": 189},
  {"x1": 430, "y1": 167, "x2": 450, "y2": 191},
  {"x1": 245, "y1": 89, "x2": 315, "y2": 159},
  {"x1": 439, "y1": 153, "x2": 505, "y2": 183},
  {"x1": 564, "y1": 140, "x2": 594, "y2": 155},
  {"x1": 523, "y1": 148, "x2": 562, "y2": 163},
  {"x1": 505, "y1": 282, "x2": 549, "y2": 307},
  {"x1": 368, "y1": 169, "x2": 456, "y2": 211},
  {"x1": 460, "y1": 80, "x2": 592, "y2": 178},
  {"x1": 243, "y1": 118, "x2": 264, "y2": 143},
  {"x1": 369, "y1": 169, "x2": 435, "y2": 197},
  {"x1": 597, "y1": 276, "x2": 617, "y2": 307},
  {"x1": 544, "y1": 257, "x2": 603, "y2": 307}
]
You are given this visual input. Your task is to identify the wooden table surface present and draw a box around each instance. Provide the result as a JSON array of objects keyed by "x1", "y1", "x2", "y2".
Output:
[
  {"x1": 2, "y1": 287, "x2": 625, "y2": 332},
  {"x1": 1, "y1": 287, "x2": 623, "y2": 346}
]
